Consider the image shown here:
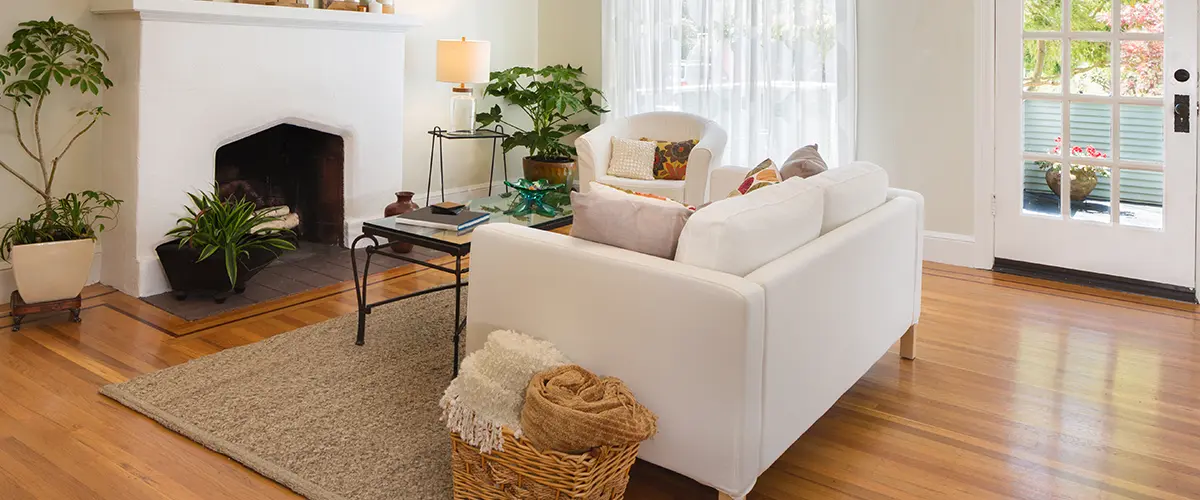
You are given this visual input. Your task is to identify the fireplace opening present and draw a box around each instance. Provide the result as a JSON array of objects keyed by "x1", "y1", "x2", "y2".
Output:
[{"x1": 215, "y1": 124, "x2": 345, "y2": 245}]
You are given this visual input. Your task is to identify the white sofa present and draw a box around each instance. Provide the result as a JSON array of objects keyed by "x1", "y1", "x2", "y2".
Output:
[
  {"x1": 465, "y1": 162, "x2": 924, "y2": 499},
  {"x1": 576, "y1": 111, "x2": 727, "y2": 206}
]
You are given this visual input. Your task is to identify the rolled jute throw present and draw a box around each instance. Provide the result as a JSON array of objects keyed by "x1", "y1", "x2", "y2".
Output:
[{"x1": 520, "y1": 365, "x2": 658, "y2": 454}]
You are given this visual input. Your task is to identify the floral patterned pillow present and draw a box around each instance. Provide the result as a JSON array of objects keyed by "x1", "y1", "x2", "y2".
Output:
[
  {"x1": 640, "y1": 138, "x2": 699, "y2": 181},
  {"x1": 729, "y1": 159, "x2": 783, "y2": 198}
]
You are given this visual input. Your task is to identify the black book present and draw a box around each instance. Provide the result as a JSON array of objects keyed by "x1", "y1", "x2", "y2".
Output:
[{"x1": 394, "y1": 207, "x2": 490, "y2": 231}]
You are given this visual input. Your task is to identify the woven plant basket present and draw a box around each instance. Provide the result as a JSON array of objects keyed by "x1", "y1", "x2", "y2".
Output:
[{"x1": 450, "y1": 428, "x2": 640, "y2": 500}]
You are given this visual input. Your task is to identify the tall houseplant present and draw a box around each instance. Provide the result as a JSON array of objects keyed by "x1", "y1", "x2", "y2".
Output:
[
  {"x1": 0, "y1": 18, "x2": 119, "y2": 303},
  {"x1": 476, "y1": 65, "x2": 607, "y2": 185},
  {"x1": 159, "y1": 187, "x2": 296, "y2": 303}
]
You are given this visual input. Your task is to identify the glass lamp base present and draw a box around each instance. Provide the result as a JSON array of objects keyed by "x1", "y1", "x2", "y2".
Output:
[{"x1": 449, "y1": 90, "x2": 476, "y2": 133}]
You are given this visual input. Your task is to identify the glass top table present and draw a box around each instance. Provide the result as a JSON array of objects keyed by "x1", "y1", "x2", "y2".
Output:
[
  {"x1": 350, "y1": 191, "x2": 573, "y2": 376},
  {"x1": 360, "y1": 192, "x2": 574, "y2": 255}
]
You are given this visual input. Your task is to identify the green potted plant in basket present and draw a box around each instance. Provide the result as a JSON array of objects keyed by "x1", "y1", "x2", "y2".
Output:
[
  {"x1": 0, "y1": 18, "x2": 122, "y2": 304},
  {"x1": 158, "y1": 187, "x2": 297, "y2": 303},
  {"x1": 475, "y1": 64, "x2": 608, "y2": 186}
]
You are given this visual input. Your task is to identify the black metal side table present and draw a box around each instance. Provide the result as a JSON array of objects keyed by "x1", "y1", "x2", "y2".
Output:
[{"x1": 426, "y1": 125, "x2": 511, "y2": 206}]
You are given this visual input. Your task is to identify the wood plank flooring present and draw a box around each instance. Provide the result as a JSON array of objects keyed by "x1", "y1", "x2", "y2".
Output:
[{"x1": 3, "y1": 259, "x2": 1200, "y2": 499}]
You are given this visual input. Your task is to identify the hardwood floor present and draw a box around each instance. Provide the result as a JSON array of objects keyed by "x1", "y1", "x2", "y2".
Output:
[{"x1": 3, "y1": 259, "x2": 1200, "y2": 499}]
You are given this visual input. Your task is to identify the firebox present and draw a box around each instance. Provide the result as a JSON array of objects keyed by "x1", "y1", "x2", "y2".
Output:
[{"x1": 215, "y1": 124, "x2": 345, "y2": 245}]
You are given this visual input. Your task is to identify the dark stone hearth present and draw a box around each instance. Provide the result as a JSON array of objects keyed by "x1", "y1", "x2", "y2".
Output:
[{"x1": 142, "y1": 242, "x2": 447, "y2": 321}]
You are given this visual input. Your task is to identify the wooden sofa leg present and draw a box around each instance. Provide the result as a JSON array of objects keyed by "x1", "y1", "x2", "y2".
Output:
[
  {"x1": 718, "y1": 493, "x2": 746, "y2": 500},
  {"x1": 900, "y1": 325, "x2": 917, "y2": 360}
]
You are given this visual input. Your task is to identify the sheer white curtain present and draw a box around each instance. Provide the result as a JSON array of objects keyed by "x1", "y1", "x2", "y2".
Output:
[{"x1": 602, "y1": 0, "x2": 856, "y2": 168}]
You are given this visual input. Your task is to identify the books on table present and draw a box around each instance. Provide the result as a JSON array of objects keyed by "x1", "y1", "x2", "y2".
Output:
[{"x1": 394, "y1": 207, "x2": 490, "y2": 231}]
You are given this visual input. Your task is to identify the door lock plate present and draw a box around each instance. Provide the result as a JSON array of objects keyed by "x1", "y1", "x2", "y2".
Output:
[{"x1": 1175, "y1": 94, "x2": 1190, "y2": 133}]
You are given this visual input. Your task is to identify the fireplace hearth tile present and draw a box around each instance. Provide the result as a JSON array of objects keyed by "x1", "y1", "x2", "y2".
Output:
[{"x1": 140, "y1": 242, "x2": 437, "y2": 321}]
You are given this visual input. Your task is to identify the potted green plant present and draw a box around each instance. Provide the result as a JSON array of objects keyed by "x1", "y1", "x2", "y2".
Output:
[
  {"x1": 158, "y1": 187, "x2": 297, "y2": 303},
  {"x1": 475, "y1": 65, "x2": 608, "y2": 186},
  {"x1": 0, "y1": 19, "x2": 120, "y2": 303}
]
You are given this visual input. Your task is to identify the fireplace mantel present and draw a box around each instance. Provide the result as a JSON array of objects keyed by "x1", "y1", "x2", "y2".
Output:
[{"x1": 92, "y1": 0, "x2": 420, "y2": 32}]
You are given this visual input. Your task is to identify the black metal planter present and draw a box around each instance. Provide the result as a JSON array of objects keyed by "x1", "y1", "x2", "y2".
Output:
[{"x1": 155, "y1": 237, "x2": 292, "y2": 303}]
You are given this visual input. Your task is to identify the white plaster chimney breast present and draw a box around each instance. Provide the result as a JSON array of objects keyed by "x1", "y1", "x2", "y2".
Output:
[{"x1": 91, "y1": 0, "x2": 419, "y2": 297}]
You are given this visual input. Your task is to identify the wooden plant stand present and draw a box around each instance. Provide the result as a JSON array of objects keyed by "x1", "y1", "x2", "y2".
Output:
[{"x1": 9, "y1": 291, "x2": 81, "y2": 332}]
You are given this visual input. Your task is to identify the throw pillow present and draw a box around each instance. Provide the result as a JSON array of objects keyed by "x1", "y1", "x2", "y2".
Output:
[
  {"x1": 640, "y1": 138, "x2": 699, "y2": 181},
  {"x1": 780, "y1": 144, "x2": 828, "y2": 180},
  {"x1": 570, "y1": 183, "x2": 694, "y2": 259},
  {"x1": 728, "y1": 159, "x2": 783, "y2": 198},
  {"x1": 600, "y1": 183, "x2": 697, "y2": 210},
  {"x1": 606, "y1": 137, "x2": 657, "y2": 180}
]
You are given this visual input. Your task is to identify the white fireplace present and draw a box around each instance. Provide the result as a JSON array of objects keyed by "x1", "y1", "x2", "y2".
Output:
[{"x1": 91, "y1": 0, "x2": 419, "y2": 297}]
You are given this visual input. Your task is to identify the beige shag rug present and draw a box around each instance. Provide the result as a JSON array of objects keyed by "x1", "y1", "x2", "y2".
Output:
[{"x1": 101, "y1": 291, "x2": 464, "y2": 500}]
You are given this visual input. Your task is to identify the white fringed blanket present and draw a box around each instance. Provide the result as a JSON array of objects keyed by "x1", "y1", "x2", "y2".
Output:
[{"x1": 439, "y1": 330, "x2": 570, "y2": 453}]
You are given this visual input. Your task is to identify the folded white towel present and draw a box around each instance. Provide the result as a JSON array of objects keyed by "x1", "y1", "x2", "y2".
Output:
[{"x1": 440, "y1": 330, "x2": 570, "y2": 453}]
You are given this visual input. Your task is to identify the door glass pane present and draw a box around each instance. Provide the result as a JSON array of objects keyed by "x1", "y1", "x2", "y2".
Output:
[
  {"x1": 1120, "y1": 41, "x2": 1165, "y2": 97},
  {"x1": 1024, "y1": 100, "x2": 1062, "y2": 153},
  {"x1": 1025, "y1": 0, "x2": 1063, "y2": 32},
  {"x1": 1121, "y1": 0, "x2": 1165, "y2": 33},
  {"x1": 1024, "y1": 160, "x2": 1062, "y2": 218},
  {"x1": 1119, "y1": 170, "x2": 1164, "y2": 228},
  {"x1": 1067, "y1": 165, "x2": 1112, "y2": 223},
  {"x1": 1070, "y1": 40, "x2": 1112, "y2": 95},
  {"x1": 1071, "y1": 0, "x2": 1111, "y2": 32},
  {"x1": 1119, "y1": 104, "x2": 1165, "y2": 163},
  {"x1": 1025, "y1": 40, "x2": 1064, "y2": 93},
  {"x1": 1070, "y1": 102, "x2": 1113, "y2": 157}
]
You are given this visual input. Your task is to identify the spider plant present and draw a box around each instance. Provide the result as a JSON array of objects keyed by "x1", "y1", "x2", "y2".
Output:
[{"x1": 165, "y1": 186, "x2": 296, "y2": 290}]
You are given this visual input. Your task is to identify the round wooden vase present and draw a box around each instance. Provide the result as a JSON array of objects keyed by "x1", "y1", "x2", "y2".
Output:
[
  {"x1": 384, "y1": 191, "x2": 419, "y2": 253},
  {"x1": 522, "y1": 157, "x2": 575, "y2": 186}
]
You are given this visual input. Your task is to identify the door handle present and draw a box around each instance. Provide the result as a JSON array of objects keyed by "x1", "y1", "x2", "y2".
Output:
[{"x1": 1175, "y1": 94, "x2": 1190, "y2": 133}]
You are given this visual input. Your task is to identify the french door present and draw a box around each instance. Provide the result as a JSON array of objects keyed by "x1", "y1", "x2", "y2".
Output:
[{"x1": 995, "y1": 0, "x2": 1198, "y2": 288}]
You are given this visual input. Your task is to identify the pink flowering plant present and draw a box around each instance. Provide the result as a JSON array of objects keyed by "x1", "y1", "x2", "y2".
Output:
[{"x1": 1037, "y1": 137, "x2": 1112, "y2": 179}]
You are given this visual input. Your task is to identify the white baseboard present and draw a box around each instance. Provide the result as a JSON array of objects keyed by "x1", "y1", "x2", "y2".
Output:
[
  {"x1": 0, "y1": 247, "x2": 104, "y2": 304},
  {"x1": 344, "y1": 180, "x2": 510, "y2": 243},
  {"x1": 924, "y1": 231, "x2": 988, "y2": 268}
]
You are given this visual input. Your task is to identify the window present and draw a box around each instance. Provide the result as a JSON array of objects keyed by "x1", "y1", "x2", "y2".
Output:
[{"x1": 602, "y1": 0, "x2": 857, "y2": 167}]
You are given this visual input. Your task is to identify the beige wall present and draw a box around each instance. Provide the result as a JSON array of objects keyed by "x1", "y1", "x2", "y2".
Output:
[
  {"x1": 0, "y1": 0, "x2": 105, "y2": 236},
  {"x1": 538, "y1": 0, "x2": 602, "y2": 91},
  {"x1": 856, "y1": 0, "x2": 978, "y2": 235}
]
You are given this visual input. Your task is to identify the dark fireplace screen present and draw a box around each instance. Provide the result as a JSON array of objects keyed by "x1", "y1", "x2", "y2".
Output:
[{"x1": 215, "y1": 124, "x2": 345, "y2": 245}]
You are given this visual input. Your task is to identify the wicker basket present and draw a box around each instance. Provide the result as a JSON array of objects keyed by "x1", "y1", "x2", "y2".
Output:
[{"x1": 450, "y1": 428, "x2": 640, "y2": 500}]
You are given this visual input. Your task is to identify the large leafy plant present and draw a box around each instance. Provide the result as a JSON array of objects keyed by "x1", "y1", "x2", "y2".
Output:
[
  {"x1": 0, "y1": 191, "x2": 121, "y2": 260},
  {"x1": 475, "y1": 65, "x2": 607, "y2": 161},
  {"x1": 0, "y1": 18, "x2": 113, "y2": 204},
  {"x1": 166, "y1": 188, "x2": 296, "y2": 290}
]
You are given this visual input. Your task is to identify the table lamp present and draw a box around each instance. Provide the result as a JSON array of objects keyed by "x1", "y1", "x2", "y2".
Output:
[{"x1": 437, "y1": 37, "x2": 492, "y2": 133}]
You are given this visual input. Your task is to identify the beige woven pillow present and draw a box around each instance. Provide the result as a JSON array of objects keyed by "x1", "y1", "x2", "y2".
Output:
[{"x1": 606, "y1": 137, "x2": 656, "y2": 180}]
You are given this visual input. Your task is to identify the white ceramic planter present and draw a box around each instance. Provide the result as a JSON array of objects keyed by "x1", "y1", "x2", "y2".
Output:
[{"x1": 10, "y1": 239, "x2": 95, "y2": 303}]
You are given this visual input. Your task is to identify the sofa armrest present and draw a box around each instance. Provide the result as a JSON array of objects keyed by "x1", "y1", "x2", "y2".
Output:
[
  {"x1": 708, "y1": 166, "x2": 751, "y2": 201},
  {"x1": 465, "y1": 223, "x2": 766, "y2": 495}
]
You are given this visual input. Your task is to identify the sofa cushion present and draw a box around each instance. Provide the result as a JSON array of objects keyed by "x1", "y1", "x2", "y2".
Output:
[
  {"x1": 806, "y1": 162, "x2": 889, "y2": 234},
  {"x1": 570, "y1": 183, "x2": 694, "y2": 259},
  {"x1": 675, "y1": 177, "x2": 824, "y2": 276}
]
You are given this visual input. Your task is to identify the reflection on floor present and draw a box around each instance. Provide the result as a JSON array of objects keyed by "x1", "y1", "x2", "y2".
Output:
[
  {"x1": 1022, "y1": 190, "x2": 1163, "y2": 229},
  {"x1": 141, "y1": 241, "x2": 444, "y2": 321}
]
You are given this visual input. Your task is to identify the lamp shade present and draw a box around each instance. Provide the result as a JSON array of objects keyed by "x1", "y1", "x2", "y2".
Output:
[{"x1": 436, "y1": 39, "x2": 492, "y2": 84}]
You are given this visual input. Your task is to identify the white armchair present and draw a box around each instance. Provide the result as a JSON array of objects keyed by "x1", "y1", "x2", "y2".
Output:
[{"x1": 576, "y1": 112, "x2": 727, "y2": 206}]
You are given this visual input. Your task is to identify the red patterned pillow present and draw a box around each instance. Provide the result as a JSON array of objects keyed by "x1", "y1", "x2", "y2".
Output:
[{"x1": 729, "y1": 159, "x2": 783, "y2": 197}]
